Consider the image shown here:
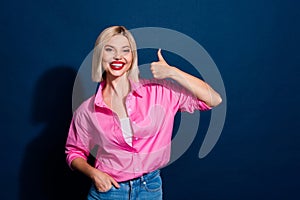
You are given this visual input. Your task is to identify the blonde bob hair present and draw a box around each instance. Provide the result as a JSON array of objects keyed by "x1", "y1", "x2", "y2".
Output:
[{"x1": 92, "y1": 26, "x2": 139, "y2": 82}]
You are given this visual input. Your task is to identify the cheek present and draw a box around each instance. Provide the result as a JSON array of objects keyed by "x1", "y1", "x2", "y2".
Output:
[
  {"x1": 102, "y1": 52, "x2": 111, "y2": 62},
  {"x1": 102, "y1": 60, "x2": 110, "y2": 70},
  {"x1": 124, "y1": 54, "x2": 133, "y2": 64},
  {"x1": 102, "y1": 53, "x2": 111, "y2": 69}
]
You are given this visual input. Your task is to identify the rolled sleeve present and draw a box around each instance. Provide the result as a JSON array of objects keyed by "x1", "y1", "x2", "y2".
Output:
[
  {"x1": 178, "y1": 94, "x2": 212, "y2": 113},
  {"x1": 195, "y1": 98, "x2": 212, "y2": 111},
  {"x1": 160, "y1": 79, "x2": 211, "y2": 113},
  {"x1": 65, "y1": 114, "x2": 90, "y2": 170}
]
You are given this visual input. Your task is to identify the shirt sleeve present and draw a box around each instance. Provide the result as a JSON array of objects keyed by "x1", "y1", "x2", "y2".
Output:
[
  {"x1": 65, "y1": 112, "x2": 91, "y2": 170},
  {"x1": 178, "y1": 95, "x2": 212, "y2": 113},
  {"x1": 163, "y1": 79, "x2": 212, "y2": 113}
]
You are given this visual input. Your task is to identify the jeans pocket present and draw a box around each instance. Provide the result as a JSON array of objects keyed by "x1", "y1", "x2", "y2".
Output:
[
  {"x1": 87, "y1": 184, "x2": 115, "y2": 200},
  {"x1": 142, "y1": 173, "x2": 162, "y2": 192},
  {"x1": 97, "y1": 185, "x2": 115, "y2": 193}
]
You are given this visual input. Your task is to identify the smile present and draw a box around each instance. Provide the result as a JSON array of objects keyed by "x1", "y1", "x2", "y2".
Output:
[{"x1": 110, "y1": 61, "x2": 125, "y2": 70}]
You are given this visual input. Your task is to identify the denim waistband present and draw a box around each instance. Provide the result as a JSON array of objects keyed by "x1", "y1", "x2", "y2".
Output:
[{"x1": 120, "y1": 170, "x2": 160, "y2": 183}]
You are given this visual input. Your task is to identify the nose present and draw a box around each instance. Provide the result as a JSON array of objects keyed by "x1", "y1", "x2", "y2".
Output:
[{"x1": 113, "y1": 51, "x2": 122, "y2": 60}]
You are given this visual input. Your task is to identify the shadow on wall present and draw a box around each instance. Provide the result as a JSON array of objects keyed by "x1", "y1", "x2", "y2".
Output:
[{"x1": 19, "y1": 66, "x2": 91, "y2": 200}]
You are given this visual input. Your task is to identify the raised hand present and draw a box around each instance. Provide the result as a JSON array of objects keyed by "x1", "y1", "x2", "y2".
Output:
[{"x1": 150, "y1": 49, "x2": 174, "y2": 79}]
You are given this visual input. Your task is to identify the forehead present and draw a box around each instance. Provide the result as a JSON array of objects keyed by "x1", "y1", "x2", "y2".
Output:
[{"x1": 106, "y1": 34, "x2": 130, "y2": 47}]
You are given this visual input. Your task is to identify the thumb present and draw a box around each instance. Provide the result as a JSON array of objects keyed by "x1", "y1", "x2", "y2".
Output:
[{"x1": 157, "y1": 49, "x2": 166, "y2": 62}]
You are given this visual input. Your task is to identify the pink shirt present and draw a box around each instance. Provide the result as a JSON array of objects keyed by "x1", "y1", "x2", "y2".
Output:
[{"x1": 65, "y1": 79, "x2": 211, "y2": 182}]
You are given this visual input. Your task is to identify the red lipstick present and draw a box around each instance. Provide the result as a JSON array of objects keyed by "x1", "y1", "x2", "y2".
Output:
[{"x1": 110, "y1": 61, "x2": 125, "y2": 70}]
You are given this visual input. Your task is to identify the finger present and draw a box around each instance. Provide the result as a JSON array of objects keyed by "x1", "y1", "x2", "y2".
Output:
[
  {"x1": 97, "y1": 185, "x2": 107, "y2": 192},
  {"x1": 157, "y1": 49, "x2": 166, "y2": 62},
  {"x1": 100, "y1": 184, "x2": 112, "y2": 192},
  {"x1": 110, "y1": 177, "x2": 120, "y2": 188},
  {"x1": 150, "y1": 61, "x2": 157, "y2": 68}
]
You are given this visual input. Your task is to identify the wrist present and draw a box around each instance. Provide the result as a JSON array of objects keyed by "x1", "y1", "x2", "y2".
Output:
[
  {"x1": 86, "y1": 166, "x2": 98, "y2": 179},
  {"x1": 168, "y1": 66, "x2": 180, "y2": 80}
]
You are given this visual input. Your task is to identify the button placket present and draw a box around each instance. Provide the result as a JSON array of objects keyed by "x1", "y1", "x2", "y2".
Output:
[{"x1": 132, "y1": 152, "x2": 140, "y2": 174}]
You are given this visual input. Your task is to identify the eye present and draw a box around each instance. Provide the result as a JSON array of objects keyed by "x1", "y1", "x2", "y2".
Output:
[
  {"x1": 123, "y1": 49, "x2": 131, "y2": 53},
  {"x1": 105, "y1": 47, "x2": 113, "y2": 52}
]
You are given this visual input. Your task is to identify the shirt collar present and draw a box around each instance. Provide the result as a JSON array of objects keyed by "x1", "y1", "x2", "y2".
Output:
[
  {"x1": 94, "y1": 81, "x2": 106, "y2": 109},
  {"x1": 129, "y1": 79, "x2": 143, "y2": 97}
]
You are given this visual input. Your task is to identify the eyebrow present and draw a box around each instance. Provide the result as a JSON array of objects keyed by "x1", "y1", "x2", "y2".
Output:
[{"x1": 105, "y1": 45, "x2": 130, "y2": 48}]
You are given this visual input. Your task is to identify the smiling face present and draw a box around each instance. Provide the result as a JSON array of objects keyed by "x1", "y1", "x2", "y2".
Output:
[{"x1": 102, "y1": 34, "x2": 133, "y2": 79}]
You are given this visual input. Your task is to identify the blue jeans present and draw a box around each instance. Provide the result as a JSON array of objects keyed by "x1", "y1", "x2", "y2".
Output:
[{"x1": 87, "y1": 170, "x2": 163, "y2": 200}]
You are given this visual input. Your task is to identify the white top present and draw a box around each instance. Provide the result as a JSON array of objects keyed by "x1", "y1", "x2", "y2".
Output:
[{"x1": 119, "y1": 117, "x2": 133, "y2": 146}]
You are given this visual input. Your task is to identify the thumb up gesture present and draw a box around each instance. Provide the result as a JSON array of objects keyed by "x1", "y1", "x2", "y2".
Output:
[{"x1": 150, "y1": 49, "x2": 174, "y2": 79}]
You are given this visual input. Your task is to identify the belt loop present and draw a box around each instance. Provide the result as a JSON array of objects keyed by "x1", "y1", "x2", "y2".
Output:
[
  {"x1": 141, "y1": 174, "x2": 147, "y2": 185},
  {"x1": 141, "y1": 174, "x2": 144, "y2": 182}
]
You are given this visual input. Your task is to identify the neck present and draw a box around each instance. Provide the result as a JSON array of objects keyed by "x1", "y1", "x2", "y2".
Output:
[{"x1": 104, "y1": 74, "x2": 130, "y2": 98}]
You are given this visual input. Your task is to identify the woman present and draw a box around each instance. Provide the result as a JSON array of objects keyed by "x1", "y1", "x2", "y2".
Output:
[{"x1": 65, "y1": 26, "x2": 222, "y2": 200}]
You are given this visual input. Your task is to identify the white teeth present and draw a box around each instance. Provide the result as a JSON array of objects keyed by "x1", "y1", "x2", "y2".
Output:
[{"x1": 111, "y1": 63, "x2": 123, "y2": 67}]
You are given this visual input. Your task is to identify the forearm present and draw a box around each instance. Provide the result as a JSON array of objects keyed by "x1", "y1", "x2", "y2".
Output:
[
  {"x1": 169, "y1": 66, "x2": 222, "y2": 107},
  {"x1": 71, "y1": 157, "x2": 98, "y2": 179}
]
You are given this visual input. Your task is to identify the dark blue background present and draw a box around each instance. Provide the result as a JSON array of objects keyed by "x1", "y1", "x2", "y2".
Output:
[{"x1": 1, "y1": 0, "x2": 299, "y2": 199}]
